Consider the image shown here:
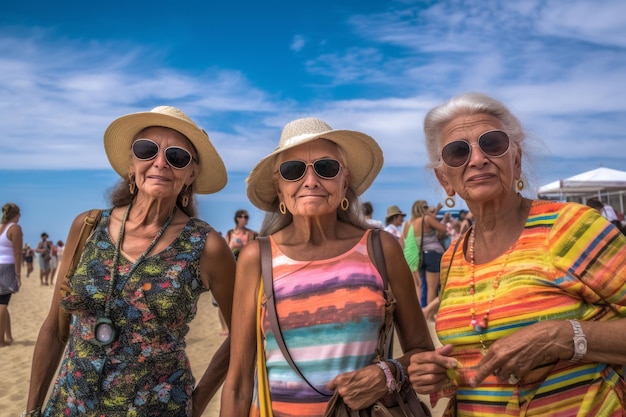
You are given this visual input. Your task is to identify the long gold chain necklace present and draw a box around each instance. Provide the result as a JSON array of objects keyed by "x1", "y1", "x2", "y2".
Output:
[{"x1": 468, "y1": 227, "x2": 512, "y2": 355}]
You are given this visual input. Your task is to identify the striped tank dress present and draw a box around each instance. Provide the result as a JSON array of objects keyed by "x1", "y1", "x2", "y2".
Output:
[{"x1": 258, "y1": 230, "x2": 386, "y2": 417}]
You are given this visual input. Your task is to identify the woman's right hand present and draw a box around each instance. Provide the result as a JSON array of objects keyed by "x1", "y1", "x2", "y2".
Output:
[{"x1": 408, "y1": 344, "x2": 457, "y2": 394}]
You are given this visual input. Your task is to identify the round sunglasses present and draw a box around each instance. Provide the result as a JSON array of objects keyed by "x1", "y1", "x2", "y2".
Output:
[
  {"x1": 440, "y1": 130, "x2": 511, "y2": 168},
  {"x1": 132, "y1": 139, "x2": 195, "y2": 169},
  {"x1": 278, "y1": 158, "x2": 342, "y2": 182}
]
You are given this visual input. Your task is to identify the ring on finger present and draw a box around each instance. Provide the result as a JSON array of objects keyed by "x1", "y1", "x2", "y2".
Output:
[{"x1": 508, "y1": 373, "x2": 520, "y2": 385}]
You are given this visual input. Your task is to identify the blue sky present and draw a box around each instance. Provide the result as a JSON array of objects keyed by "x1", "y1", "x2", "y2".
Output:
[{"x1": 2, "y1": 0, "x2": 626, "y2": 247}]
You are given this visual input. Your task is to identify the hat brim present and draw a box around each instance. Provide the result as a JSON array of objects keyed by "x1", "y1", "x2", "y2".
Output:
[
  {"x1": 104, "y1": 111, "x2": 227, "y2": 194},
  {"x1": 246, "y1": 129, "x2": 383, "y2": 211}
]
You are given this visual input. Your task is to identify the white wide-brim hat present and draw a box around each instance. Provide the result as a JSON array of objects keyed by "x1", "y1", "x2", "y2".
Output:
[
  {"x1": 247, "y1": 117, "x2": 383, "y2": 211},
  {"x1": 104, "y1": 106, "x2": 227, "y2": 194}
]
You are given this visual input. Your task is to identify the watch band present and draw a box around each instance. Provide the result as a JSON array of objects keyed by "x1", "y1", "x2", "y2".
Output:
[
  {"x1": 376, "y1": 361, "x2": 397, "y2": 393},
  {"x1": 567, "y1": 319, "x2": 587, "y2": 362}
]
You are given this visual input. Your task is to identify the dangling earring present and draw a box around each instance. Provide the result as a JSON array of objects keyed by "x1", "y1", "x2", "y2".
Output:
[
  {"x1": 279, "y1": 202, "x2": 287, "y2": 215},
  {"x1": 516, "y1": 179, "x2": 525, "y2": 192},
  {"x1": 128, "y1": 174, "x2": 136, "y2": 195},
  {"x1": 445, "y1": 195, "x2": 456, "y2": 208},
  {"x1": 181, "y1": 185, "x2": 190, "y2": 208},
  {"x1": 340, "y1": 197, "x2": 349, "y2": 211}
]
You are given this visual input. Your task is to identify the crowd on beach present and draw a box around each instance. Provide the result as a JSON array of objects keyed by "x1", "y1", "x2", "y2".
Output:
[{"x1": 1, "y1": 92, "x2": 624, "y2": 417}]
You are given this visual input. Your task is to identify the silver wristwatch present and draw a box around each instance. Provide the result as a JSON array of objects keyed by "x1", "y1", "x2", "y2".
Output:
[{"x1": 567, "y1": 320, "x2": 587, "y2": 362}]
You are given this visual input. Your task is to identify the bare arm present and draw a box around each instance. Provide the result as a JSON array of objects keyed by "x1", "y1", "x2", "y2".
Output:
[
  {"x1": 219, "y1": 241, "x2": 260, "y2": 416},
  {"x1": 381, "y1": 231, "x2": 435, "y2": 363},
  {"x1": 25, "y1": 212, "x2": 87, "y2": 411},
  {"x1": 9, "y1": 223, "x2": 23, "y2": 280},
  {"x1": 192, "y1": 230, "x2": 236, "y2": 416}
]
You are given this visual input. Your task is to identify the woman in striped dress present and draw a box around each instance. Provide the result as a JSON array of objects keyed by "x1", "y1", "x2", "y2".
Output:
[
  {"x1": 220, "y1": 117, "x2": 434, "y2": 417},
  {"x1": 408, "y1": 92, "x2": 626, "y2": 416}
]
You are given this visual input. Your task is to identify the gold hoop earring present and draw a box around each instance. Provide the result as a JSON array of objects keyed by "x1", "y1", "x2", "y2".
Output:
[
  {"x1": 128, "y1": 174, "x2": 136, "y2": 195},
  {"x1": 445, "y1": 195, "x2": 456, "y2": 208},
  {"x1": 279, "y1": 202, "x2": 287, "y2": 215},
  {"x1": 340, "y1": 198, "x2": 349, "y2": 211},
  {"x1": 516, "y1": 179, "x2": 525, "y2": 192}
]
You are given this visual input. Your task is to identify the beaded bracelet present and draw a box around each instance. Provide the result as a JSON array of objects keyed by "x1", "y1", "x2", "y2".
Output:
[{"x1": 387, "y1": 358, "x2": 406, "y2": 384}]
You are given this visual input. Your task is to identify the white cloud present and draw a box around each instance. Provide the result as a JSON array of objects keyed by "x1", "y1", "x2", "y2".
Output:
[{"x1": 290, "y1": 34, "x2": 307, "y2": 52}]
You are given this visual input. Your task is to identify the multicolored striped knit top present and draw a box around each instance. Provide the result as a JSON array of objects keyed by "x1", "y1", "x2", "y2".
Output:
[
  {"x1": 435, "y1": 200, "x2": 626, "y2": 416},
  {"x1": 261, "y1": 230, "x2": 386, "y2": 417}
]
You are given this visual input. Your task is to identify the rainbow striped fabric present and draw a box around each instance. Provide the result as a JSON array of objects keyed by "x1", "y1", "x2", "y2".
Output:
[
  {"x1": 435, "y1": 200, "x2": 626, "y2": 416},
  {"x1": 256, "y1": 230, "x2": 386, "y2": 417}
]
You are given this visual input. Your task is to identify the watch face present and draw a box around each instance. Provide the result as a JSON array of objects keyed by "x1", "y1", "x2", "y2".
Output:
[{"x1": 576, "y1": 340, "x2": 587, "y2": 350}]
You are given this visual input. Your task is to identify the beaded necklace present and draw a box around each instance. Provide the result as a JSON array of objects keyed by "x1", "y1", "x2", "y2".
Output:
[
  {"x1": 93, "y1": 203, "x2": 177, "y2": 346},
  {"x1": 468, "y1": 226, "x2": 512, "y2": 355}
]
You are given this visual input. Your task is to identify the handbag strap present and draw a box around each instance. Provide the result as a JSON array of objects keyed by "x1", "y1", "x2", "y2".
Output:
[
  {"x1": 259, "y1": 236, "x2": 328, "y2": 396},
  {"x1": 60, "y1": 209, "x2": 102, "y2": 298}
]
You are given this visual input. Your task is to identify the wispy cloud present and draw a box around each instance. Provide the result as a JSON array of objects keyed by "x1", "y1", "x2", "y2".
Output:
[{"x1": 1, "y1": 0, "x2": 625, "y2": 188}]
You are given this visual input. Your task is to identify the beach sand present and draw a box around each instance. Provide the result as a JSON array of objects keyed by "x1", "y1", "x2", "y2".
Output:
[{"x1": 0, "y1": 263, "x2": 446, "y2": 416}]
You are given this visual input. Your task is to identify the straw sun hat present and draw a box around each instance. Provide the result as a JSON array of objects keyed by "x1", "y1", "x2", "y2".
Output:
[
  {"x1": 246, "y1": 117, "x2": 383, "y2": 211},
  {"x1": 104, "y1": 106, "x2": 227, "y2": 194}
]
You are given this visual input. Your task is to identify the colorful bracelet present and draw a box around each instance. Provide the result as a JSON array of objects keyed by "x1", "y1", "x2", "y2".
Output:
[
  {"x1": 387, "y1": 358, "x2": 406, "y2": 384},
  {"x1": 376, "y1": 361, "x2": 397, "y2": 393}
]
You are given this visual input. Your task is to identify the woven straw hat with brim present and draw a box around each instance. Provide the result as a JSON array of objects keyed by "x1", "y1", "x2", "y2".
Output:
[
  {"x1": 104, "y1": 106, "x2": 227, "y2": 194},
  {"x1": 246, "y1": 117, "x2": 383, "y2": 211},
  {"x1": 385, "y1": 205, "x2": 406, "y2": 222}
]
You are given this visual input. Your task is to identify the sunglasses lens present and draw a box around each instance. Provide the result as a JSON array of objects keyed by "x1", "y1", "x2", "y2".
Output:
[
  {"x1": 441, "y1": 141, "x2": 470, "y2": 167},
  {"x1": 132, "y1": 139, "x2": 159, "y2": 160},
  {"x1": 313, "y1": 159, "x2": 341, "y2": 178},
  {"x1": 165, "y1": 147, "x2": 192, "y2": 169},
  {"x1": 479, "y1": 131, "x2": 510, "y2": 157},
  {"x1": 279, "y1": 161, "x2": 307, "y2": 181}
]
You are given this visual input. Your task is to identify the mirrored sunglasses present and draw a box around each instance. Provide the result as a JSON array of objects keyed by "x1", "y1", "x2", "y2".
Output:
[
  {"x1": 132, "y1": 138, "x2": 194, "y2": 169},
  {"x1": 278, "y1": 159, "x2": 342, "y2": 182},
  {"x1": 440, "y1": 130, "x2": 511, "y2": 168}
]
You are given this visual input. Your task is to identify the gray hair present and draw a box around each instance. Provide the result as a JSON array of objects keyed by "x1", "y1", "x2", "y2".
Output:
[{"x1": 424, "y1": 92, "x2": 526, "y2": 168}]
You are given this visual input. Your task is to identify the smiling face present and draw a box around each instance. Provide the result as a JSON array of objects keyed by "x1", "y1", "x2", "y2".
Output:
[
  {"x1": 275, "y1": 139, "x2": 349, "y2": 218},
  {"x1": 434, "y1": 113, "x2": 522, "y2": 205},
  {"x1": 129, "y1": 126, "x2": 198, "y2": 201}
]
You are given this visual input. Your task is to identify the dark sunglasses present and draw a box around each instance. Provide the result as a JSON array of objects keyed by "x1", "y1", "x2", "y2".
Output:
[
  {"x1": 132, "y1": 138, "x2": 195, "y2": 169},
  {"x1": 237, "y1": 214, "x2": 249, "y2": 219},
  {"x1": 278, "y1": 158, "x2": 342, "y2": 182},
  {"x1": 440, "y1": 130, "x2": 511, "y2": 168}
]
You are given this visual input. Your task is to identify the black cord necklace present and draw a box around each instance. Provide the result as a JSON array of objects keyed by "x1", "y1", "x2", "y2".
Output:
[{"x1": 92, "y1": 203, "x2": 177, "y2": 346}]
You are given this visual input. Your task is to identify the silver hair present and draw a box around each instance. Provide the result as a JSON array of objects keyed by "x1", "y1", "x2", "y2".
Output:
[{"x1": 423, "y1": 92, "x2": 526, "y2": 168}]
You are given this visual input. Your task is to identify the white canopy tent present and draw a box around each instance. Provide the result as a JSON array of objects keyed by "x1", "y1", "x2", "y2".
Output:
[{"x1": 537, "y1": 167, "x2": 626, "y2": 213}]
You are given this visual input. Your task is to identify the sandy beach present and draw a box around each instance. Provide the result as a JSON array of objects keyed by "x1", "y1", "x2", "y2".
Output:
[{"x1": 1, "y1": 263, "x2": 446, "y2": 417}]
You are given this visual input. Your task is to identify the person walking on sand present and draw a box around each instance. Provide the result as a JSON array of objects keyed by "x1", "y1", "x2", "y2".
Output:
[
  {"x1": 0, "y1": 203, "x2": 23, "y2": 347},
  {"x1": 23, "y1": 244, "x2": 34, "y2": 277},
  {"x1": 35, "y1": 232, "x2": 52, "y2": 285}
]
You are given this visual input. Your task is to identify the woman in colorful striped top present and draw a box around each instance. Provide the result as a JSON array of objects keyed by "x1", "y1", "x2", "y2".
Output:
[
  {"x1": 408, "y1": 92, "x2": 626, "y2": 416},
  {"x1": 220, "y1": 117, "x2": 434, "y2": 417}
]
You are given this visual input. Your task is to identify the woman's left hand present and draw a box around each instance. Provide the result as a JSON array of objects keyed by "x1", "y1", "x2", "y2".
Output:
[
  {"x1": 327, "y1": 364, "x2": 388, "y2": 410},
  {"x1": 472, "y1": 321, "x2": 569, "y2": 386}
]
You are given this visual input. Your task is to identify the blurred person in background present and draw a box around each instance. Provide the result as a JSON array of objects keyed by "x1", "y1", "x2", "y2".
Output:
[{"x1": 0, "y1": 202, "x2": 22, "y2": 347}]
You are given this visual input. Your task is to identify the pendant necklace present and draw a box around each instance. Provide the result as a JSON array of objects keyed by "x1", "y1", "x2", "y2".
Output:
[
  {"x1": 468, "y1": 226, "x2": 512, "y2": 355},
  {"x1": 92, "y1": 203, "x2": 177, "y2": 346}
]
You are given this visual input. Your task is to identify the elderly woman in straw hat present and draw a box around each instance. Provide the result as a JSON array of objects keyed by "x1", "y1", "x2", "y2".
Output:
[
  {"x1": 220, "y1": 118, "x2": 434, "y2": 416},
  {"x1": 23, "y1": 106, "x2": 236, "y2": 417}
]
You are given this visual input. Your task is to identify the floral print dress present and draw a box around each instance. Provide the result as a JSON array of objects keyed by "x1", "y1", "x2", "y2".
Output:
[{"x1": 44, "y1": 209, "x2": 212, "y2": 417}]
